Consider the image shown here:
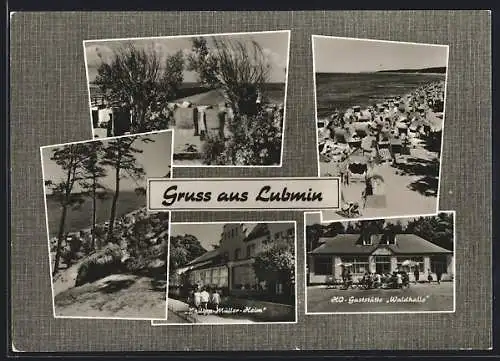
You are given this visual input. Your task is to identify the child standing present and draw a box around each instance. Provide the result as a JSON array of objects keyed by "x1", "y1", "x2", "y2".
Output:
[
  {"x1": 193, "y1": 288, "x2": 201, "y2": 313},
  {"x1": 211, "y1": 289, "x2": 221, "y2": 312},
  {"x1": 200, "y1": 288, "x2": 210, "y2": 315}
]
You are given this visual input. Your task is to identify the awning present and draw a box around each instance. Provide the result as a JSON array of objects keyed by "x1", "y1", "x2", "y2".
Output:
[{"x1": 176, "y1": 260, "x2": 214, "y2": 274}]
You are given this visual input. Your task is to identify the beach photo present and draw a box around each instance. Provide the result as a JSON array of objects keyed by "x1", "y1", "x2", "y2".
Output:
[
  {"x1": 41, "y1": 130, "x2": 173, "y2": 319},
  {"x1": 305, "y1": 211, "x2": 455, "y2": 314},
  {"x1": 84, "y1": 31, "x2": 290, "y2": 167},
  {"x1": 153, "y1": 221, "x2": 296, "y2": 325},
  {"x1": 312, "y1": 36, "x2": 448, "y2": 221}
]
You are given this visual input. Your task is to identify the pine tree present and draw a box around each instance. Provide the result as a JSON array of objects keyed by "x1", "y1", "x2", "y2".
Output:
[
  {"x1": 100, "y1": 135, "x2": 153, "y2": 244},
  {"x1": 78, "y1": 141, "x2": 108, "y2": 251},
  {"x1": 44, "y1": 144, "x2": 90, "y2": 276}
]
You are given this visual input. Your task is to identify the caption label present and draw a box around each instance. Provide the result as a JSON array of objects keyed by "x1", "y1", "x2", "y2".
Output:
[{"x1": 147, "y1": 177, "x2": 340, "y2": 211}]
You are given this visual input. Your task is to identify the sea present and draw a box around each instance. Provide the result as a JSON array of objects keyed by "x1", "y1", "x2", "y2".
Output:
[
  {"x1": 315, "y1": 72, "x2": 446, "y2": 119},
  {"x1": 45, "y1": 191, "x2": 147, "y2": 238}
]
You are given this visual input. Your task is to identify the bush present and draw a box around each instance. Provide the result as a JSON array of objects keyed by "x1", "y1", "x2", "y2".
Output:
[
  {"x1": 75, "y1": 244, "x2": 123, "y2": 287},
  {"x1": 201, "y1": 135, "x2": 228, "y2": 165},
  {"x1": 202, "y1": 108, "x2": 283, "y2": 166}
]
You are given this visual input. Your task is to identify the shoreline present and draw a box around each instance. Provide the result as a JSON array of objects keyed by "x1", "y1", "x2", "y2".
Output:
[{"x1": 317, "y1": 78, "x2": 445, "y2": 120}]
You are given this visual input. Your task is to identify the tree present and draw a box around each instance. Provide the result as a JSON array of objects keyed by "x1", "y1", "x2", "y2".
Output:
[
  {"x1": 253, "y1": 240, "x2": 295, "y2": 297},
  {"x1": 405, "y1": 213, "x2": 454, "y2": 251},
  {"x1": 168, "y1": 234, "x2": 207, "y2": 272},
  {"x1": 95, "y1": 44, "x2": 184, "y2": 133},
  {"x1": 324, "y1": 222, "x2": 345, "y2": 237},
  {"x1": 100, "y1": 135, "x2": 153, "y2": 243},
  {"x1": 44, "y1": 144, "x2": 91, "y2": 276},
  {"x1": 305, "y1": 224, "x2": 324, "y2": 253},
  {"x1": 187, "y1": 37, "x2": 270, "y2": 116},
  {"x1": 78, "y1": 141, "x2": 108, "y2": 251},
  {"x1": 385, "y1": 220, "x2": 404, "y2": 234}
]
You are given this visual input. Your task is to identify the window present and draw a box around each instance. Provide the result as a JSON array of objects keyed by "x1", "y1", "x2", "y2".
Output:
[
  {"x1": 374, "y1": 256, "x2": 392, "y2": 274},
  {"x1": 234, "y1": 248, "x2": 241, "y2": 260},
  {"x1": 362, "y1": 235, "x2": 372, "y2": 246},
  {"x1": 380, "y1": 234, "x2": 396, "y2": 245},
  {"x1": 342, "y1": 256, "x2": 369, "y2": 275},
  {"x1": 246, "y1": 244, "x2": 256, "y2": 258},
  {"x1": 397, "y1": 256, "x2": 424, "y2": 272},
  {"x1": 219, "y1": 267, "x2": 228, "y2": 287},
  {"x1": 314, "y1": 256, "x2": 332, "y2": 276},
  {"x1": 212, "y1": 268, "x2": 220, "y2": 286},
  {"x1": 430, "y1": 255, "x2": 448, "y2": 275}
]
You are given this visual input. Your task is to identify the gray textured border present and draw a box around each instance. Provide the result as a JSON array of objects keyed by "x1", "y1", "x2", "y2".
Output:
[{"x1": 10, "y1": 10, "x2": 491, "y2": 351}]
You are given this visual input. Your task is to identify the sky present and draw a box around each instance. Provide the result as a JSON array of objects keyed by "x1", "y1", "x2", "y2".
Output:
[
  {"x1": 170, "y1": 223, "x2": 224, "y2": 251},
  {"x1": 313, "y1": 37, "x2": 448, "y2": 73},
  {"x1": 42, "y1": 130, "x2": 172, "y2": 194},
  {"x1": 85, "y1": 31, "x2": 289, "y2": 83},
  {"x1": 170, "y1": 222, "x2": 268, "y2": 252}
]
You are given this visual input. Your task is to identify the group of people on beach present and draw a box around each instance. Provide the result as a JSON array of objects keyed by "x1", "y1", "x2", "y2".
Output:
[
  {"x1": 318, "y1": 80, "x2": 445, "y2": 165},
  {"x1": 187, "y1": 285, "x2": 222, "y2": 315}
]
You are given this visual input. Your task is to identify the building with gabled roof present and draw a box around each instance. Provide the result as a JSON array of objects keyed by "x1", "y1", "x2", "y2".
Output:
[
  {"x1": 307, "y1": 232, "x2": 453, "y2": 285},
  {"x1": 171, "y1": 222, "x2": 295, "y2": 296}
]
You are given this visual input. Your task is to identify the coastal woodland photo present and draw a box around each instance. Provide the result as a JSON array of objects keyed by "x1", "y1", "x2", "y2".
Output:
[
  {"x1": 313, "y1": 36, "x2": 448, "y2": 221},
  {"x1": 84, "y1": 31, "x2": 290, "y2": 166},
  {"x1": 157, "y1": 221, "x2": 296, "y2": 324},
  {"x1": 305, "y1": 211, "x2": 455, "y2": 314},
  {"x1": 41, "y1": 130, "x2": 173, "y2": 319}
]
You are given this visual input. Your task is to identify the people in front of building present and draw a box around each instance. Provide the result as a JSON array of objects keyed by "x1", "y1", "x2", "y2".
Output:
[
  {"x1": 396, "y1": 272, "x2": 403, "y2": 289},
  {"x1": 340, "y1": 265, "x2": 347, "y2": 284},
  {"x1": 414, "y1": 268, "x2": 420, "y2": 284},
  {"x1": 211, "y1": 289, "x2": 221, "y2": 312},
  {"x1": 374, "y1": 273, "x2": 382, "y2": 288},
  {"x1": 193, "y1": 287, "x2": 201, "y2": 313},
  {"x1": 436, "y1": 269, "x2": 443, "y2": 284},
  {"x1": 427, "y1": 269, "x2": 433, "y2": 284},
  {"x1": 200, "y1": 287, "x2": 210, "y2": 314}
]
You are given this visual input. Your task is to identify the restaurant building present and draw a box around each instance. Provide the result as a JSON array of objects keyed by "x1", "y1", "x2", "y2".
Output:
[
  {"x1": 173, "y1": 222, "x2": 295, "y2": 295},
  {"x1": 308, "y1": 232, "x2": 453, "y2": 284}
]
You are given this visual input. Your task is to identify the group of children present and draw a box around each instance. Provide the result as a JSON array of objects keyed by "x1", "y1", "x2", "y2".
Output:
[{"x1": 188, "y1": 286, "x2": 222, "y2": 315}]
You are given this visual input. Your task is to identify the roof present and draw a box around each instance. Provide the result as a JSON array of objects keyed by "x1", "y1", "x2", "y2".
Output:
[
  {"x1": 310, "y1": 233, "x2": 452, "y2": 255},
  {"x1": 245, "y1": 223, "x2": 269, "y2": 242},
  {"x1": 186, "y1": 248, "x2": 221, "y2": 266}
]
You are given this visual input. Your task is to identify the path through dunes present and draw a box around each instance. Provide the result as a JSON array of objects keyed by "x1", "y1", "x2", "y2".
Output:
[{"x1": 54, "y1": 274, "x2": 167, "y2": 319}]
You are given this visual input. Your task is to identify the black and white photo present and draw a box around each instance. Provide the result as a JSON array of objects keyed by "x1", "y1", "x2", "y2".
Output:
[
  {"x1": 41, "y1": 130, "x2": 173, "y2": 319},
  {"x1": 305, "y1": 211, "x2": 455, "y2": 314},
  {"x1": 313, "y1": 36, "x2": 448, "y2": 221},
  {"x1": 84, "y1": 31, "x2": 290, "y2": 167},
  {"x1": 153, "y1": 221, "x2": 296, "y2": 325}
]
